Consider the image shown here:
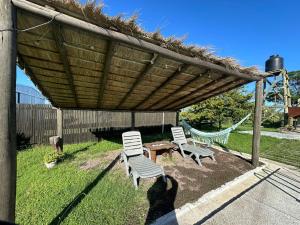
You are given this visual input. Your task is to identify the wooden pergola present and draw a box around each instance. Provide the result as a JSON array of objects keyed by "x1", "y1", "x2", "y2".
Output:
[{"x1": 0, "y1": 0, "x2": 264, "y2": 222}]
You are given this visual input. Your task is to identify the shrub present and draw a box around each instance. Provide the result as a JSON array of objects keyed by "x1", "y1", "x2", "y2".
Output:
[{"x1": 44, "y1": 152, "x2": 65, "y2": 164}]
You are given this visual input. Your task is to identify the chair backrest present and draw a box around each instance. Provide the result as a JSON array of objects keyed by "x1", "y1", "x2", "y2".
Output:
[
  {"x1": 122, "y1": 131, "x2": 144, "y2": 156},
  {"x1": 171, "y1": 127, "x2": 187, "y2": 144}
]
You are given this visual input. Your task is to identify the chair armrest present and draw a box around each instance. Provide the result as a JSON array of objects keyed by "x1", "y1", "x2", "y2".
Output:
[
  {"x1": 143, "y1": 147, "x2": 151, "y2": 160},
  {"x1": 172, "y1": 140, "x2": 185, "y2": 146},
  {"x1": 191, "y1": 139, "x2": 209, "y2": 147}
]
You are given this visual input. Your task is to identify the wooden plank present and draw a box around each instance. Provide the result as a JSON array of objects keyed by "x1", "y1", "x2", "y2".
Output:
[
  {"x1": 252, "y1": 79, "x2": 263, "y2": 167},
  {"x1": 134, "y1": 64, "x2": 189, "y2": 109},
  {"x1": 117, "y1": 53, "x2": 159, "y2": 108},
  {"x1": 52, "y1": 23, "x2": 79, "y2": 107},
  {"x1": 98, "y1": 40, "x2": 116, "y2": 107}
]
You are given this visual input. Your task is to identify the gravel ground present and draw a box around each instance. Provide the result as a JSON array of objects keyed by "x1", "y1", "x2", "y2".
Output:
[{"x1": 145, "y1": 147, "x2": 255, "y2": 224}]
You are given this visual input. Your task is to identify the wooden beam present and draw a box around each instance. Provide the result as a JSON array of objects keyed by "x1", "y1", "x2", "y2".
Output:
[
  {"x1": 173, "y1": 79, "x2": 246, "y2": 110},
  {"x1": 159, "y1": 71, "x2": 221, "y2": 109},
  {"x1": 12, "y1": 0, "x2": 263, "y2": 81},
  {"x1": 146, "y1": 70, "x2": 209, "y2": 110},
  {"x1": 252, "y1": 79, "x2": 263, "y2": 167},
  {"x1": 133, "y1": 64, "x2": 189, "y2": 109},
  {"x1": 117, "y1": 53, "x2": 159, "y2": 108},
  {"x1": 98, "y1": 40, "x2": 116, "y2": 107},
  {"x1": 52, "y1": 23, "x2": 79, "y2": 107},
  {"x1": 0, "y1": 0, "x2": 17, "y2": 222}
]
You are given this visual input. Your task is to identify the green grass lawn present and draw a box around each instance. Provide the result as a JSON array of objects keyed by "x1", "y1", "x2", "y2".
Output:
[
  {"x1": 16, "y1": 133, "x2": 172, "y2": 225},
  {"x1": 224, "y1": 132, "x2": 300, "y2": 168}
]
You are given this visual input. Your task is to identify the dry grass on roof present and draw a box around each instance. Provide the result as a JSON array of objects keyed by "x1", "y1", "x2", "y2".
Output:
[{"x1": 31, "y1": 0, "x2": 260, "y2": 75}]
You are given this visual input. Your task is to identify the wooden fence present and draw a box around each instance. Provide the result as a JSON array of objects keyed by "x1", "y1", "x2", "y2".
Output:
[{"x1": 16, "y1": 104, "x2": 176, "y2": 145}]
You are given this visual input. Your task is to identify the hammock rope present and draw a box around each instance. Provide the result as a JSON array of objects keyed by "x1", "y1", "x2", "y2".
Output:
[{"x1": 181, "y1": 113, "x2": 251, "y2": 145}]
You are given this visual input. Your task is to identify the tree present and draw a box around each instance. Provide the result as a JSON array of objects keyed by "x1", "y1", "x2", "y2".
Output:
[
  {"x1": 288, "y1": 70, "x2": 300, "y2": 104},
  {"x1": 181, "y1": 87, "x2": 253, "y2": 130},
  {"x1": 266, "y1": 70, "x2": 300, "y2": 105}
]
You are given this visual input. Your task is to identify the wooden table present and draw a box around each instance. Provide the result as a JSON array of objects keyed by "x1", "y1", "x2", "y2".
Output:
[{"x1": 144, "y1": 141, "x2": 177, "y2": 162}]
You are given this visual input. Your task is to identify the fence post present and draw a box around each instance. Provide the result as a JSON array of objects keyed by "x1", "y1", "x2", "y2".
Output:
[
  {"x1": 57, "y1": 108, "x2": 64, "y2": 151},
  {"x1": 176, "y1": 111, "x2": 180, "y2": 126},
  {"x1": 0, "y1": 0, "x2": 17, "y2": 222},
  {"x1": 162, "y1": 112, "x2": 165, "y2": 134},
  {"x1": 131, "y1": 112, "x2": 135, "y2": 130}
]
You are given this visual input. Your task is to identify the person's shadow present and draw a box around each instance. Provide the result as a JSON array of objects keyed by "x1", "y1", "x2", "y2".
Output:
[{"x1": 145, "y1": 175, "x2": 178, "y2": 225}]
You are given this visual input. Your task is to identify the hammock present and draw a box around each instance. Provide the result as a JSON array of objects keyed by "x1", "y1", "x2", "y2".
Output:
[{"x1": 181, "y1": 113, "x2": 251, "y2": 145}]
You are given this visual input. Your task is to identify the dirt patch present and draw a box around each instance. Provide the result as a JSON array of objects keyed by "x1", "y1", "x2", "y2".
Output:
[
  {"x1": 145, "y1": 147, "x2": 256, "y2": 223},
  {"x1": 79, "y1": 159, "x2": 102, "y2": 170},
  {"x1": 79, "y1": 150, "x2": 121, "y2": 171}
]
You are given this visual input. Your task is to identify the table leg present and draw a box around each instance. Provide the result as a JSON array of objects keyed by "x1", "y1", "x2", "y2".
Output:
[
  {"x1": 150, "y1": 150, "x2": 157, "y2": 162},
  {"x1": 169, "y1": 148, "x2": 173, "y2": 159}
]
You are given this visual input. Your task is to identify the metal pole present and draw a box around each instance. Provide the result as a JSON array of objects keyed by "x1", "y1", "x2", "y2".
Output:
[
  {"x1": 0, "y1": 0, "x2": 17, "y2": 222},
  {"x1": 252, "y1": 79, "x2": 263, "y2": 167}
]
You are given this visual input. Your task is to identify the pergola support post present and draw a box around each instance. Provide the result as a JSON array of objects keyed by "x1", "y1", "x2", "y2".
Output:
[
  {"x1": 251, "y1": 79, "x2": 263, "y2": 167},
  {"x1": 0, "y1": 0, "x2": 17, "y2": 222},
  {"x1": 57, "y1": 108, "x2": 63, "y2": 152},
  {"x1": 131, "y1": 112, "x2": 135, "y2": 130}
]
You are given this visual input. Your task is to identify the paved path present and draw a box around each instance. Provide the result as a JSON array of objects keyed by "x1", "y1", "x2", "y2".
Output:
[
  {"x1": 154, "y1": 161, "x2": 300, "y2": 225},
  {"x1": 198, "y1": 167, "x2": 300, "y2": 225},
  {"x1": 239, "y1": 130, "x2": 300, "y2": 140}
]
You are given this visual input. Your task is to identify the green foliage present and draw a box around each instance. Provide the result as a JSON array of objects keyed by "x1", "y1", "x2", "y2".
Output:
[
  {"x1": 44, "y1": 152, "x2": 65, "y2": 163},
  {"x1": 261, "y1": 107, "x2": 282, "y2": 128},
  {"x1": 266, "y1": 70, "x2": 300, "y2": 105},
  {"x1": 181, "y1": 88, "x2": 253, "y2": 129},
  {"x1": 288, "y1": 70, "x2": 300, "y2": 104}
]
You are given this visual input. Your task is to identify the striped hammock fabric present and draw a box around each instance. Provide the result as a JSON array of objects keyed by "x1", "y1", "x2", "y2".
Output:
[{"x1": 181, "y1": 113, "x2": 251, "y2": 145}]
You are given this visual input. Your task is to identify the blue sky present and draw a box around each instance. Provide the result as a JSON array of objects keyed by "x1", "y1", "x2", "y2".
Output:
[{"x1": 17, "y1": 0, "x2": 300, "y2": 94}]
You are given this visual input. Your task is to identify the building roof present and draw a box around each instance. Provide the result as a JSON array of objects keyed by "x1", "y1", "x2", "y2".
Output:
[{"x1": 14, "y1": 0, "x2": 264, "y2": 111}]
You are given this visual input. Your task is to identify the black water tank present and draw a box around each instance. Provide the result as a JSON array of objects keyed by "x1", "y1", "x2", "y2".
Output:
[{"x1": 265, "y1": 55, "x2": 284, "y2": 72}]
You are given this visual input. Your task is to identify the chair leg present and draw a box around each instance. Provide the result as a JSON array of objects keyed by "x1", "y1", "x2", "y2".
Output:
[
  {"x1": 132, "y1": 171, "x2": 139, "y2": 190},
  {"x1": 162, "y1": 173, "x2": 167, "y2": 183},
  {"x1": 211, "y1": 154, "x2": 216, "y2": 161},
  {"x1": 195, "y1": 154, "x2": 202, "y2": 166},
  {"x1": 123, "y1": 154, "x2": 130, "y2": 177}
]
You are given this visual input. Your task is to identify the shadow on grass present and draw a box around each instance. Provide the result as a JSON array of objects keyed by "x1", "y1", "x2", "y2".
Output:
[
  {"x1": 69, "y1": 143, "x2": 97, "y2": 156},
  {"x1": 49, "y1": 154, "x2": 120, "y2": 225},
  {"x1": 145, "y1": 175, "x2": 178, "y2": 225}
]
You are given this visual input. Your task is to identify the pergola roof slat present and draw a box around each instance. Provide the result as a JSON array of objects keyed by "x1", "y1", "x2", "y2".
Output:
[
  {"x1": 52, "y1": 23, "x2": 79, "y2": 107},
  {"x1": 98, "y1": 40, "x2": 116, "y2": 107},
  {"x1": 14, "y1": 0, "x2": 264, "y2": 111}
]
